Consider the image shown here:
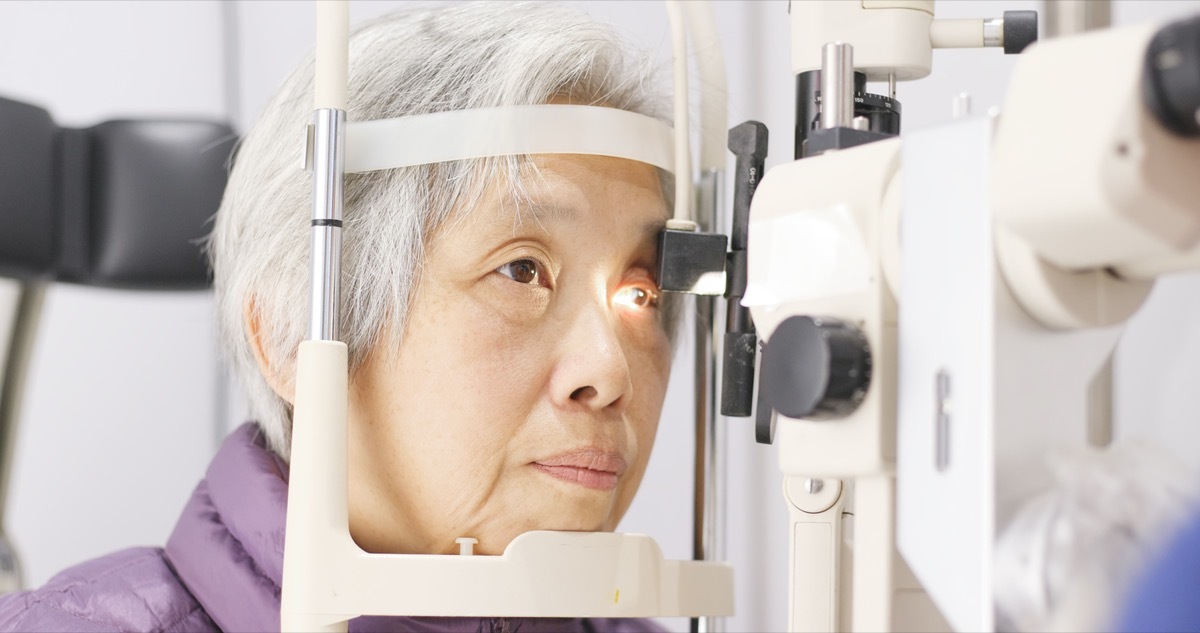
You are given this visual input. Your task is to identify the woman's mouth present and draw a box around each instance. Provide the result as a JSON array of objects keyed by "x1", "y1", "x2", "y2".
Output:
[{"x1": 533, "y1": 449, "x2": 627, "y2": 492}]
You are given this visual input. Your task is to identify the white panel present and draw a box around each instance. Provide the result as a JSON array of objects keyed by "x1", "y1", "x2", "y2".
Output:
[
  {"x1": 897, "y1": 118, "x2": 996, "y2": 633},
  {"x1": 0, "y1": 0, "x2": 225, "y2": 588}
]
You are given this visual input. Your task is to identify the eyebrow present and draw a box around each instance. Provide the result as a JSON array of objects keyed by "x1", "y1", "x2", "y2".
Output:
[{"x1": 511, "y1": 201, "x2": 668, "y2": 240}]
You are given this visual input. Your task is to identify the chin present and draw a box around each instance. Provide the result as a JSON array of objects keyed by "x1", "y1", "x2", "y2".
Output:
[
  {"x1": 536, "y1": 510, "x2": 613, "y2": 534},
  {"x1": 476, "y1": 516, "x2": 610, "y2": 555}
]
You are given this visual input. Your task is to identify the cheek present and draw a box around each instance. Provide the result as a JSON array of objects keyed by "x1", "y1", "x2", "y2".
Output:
[
  {"x1": 397, "y1": 289, "x2": 552, "y2": 440},
  {"x1": 628, "y1": 335, "x2": 672, "y2": 439}
]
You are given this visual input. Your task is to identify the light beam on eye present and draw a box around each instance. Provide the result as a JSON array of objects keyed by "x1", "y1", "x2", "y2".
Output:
[{"x1": 613, "y1": 286, "x2": 657, "y2": 310}]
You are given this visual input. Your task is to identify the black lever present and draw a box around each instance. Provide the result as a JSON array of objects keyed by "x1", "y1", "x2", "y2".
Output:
[{"x1": 721, "y1": 121, "x2": 768, "y2": 417}]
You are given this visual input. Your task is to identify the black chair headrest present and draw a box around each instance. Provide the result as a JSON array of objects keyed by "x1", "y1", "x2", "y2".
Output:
[{"x1": 0, "y1": 96, "x2": 236, "y2": 290}]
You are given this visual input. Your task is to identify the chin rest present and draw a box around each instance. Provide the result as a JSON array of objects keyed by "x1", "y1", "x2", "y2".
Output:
[{"x1": 0, "y1": 96, "x2": 236, "y2": 289}]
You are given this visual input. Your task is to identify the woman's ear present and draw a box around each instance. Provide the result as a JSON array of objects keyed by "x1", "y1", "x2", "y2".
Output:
[{"x1": 244, "y1": 298, "x2": 295, "y2": 405}]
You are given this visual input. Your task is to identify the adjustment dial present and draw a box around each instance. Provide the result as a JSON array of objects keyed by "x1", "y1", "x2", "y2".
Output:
[{"x1": 760, "y1": 316, "x2": 872, "y2": 420}]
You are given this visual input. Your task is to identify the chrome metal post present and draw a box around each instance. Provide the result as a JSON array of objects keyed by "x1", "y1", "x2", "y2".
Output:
[
  {"x1": 692, "y1": 168, "x2": 726, "y2": 633},
  {"x1": 1043, "y1": 0, "x2": 1111, "y2": 38},
  {"x1": 983, "y1": 18, "x2": 1005, "y2": 48},
  {"x1": 820, "y1": 42, "x2": 854, "y2": 130},
  {"x1": 309, "y1": 108, "x2": 346, "y2": 342}
]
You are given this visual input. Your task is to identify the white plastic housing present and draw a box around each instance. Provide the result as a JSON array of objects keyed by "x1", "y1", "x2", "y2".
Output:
[
  {"x1": 745, "y1": 139, "x2": 935, "y2": 633},
  {"x1": 744, "y1": 138, "x2": 902, "y2": 479},
  {"x1": 314, "y1": 2, "x2": 348, "y2": 110},
  {"x1": 992, "y1": 23, "x2": 1200, "y2": 277},
  {"x1": 896, "y1": 119, "x2": 995, "y2": 633},
  {"x1": 928, "y1": 19, "x2": 985, "y2": 49},
  {"x1": 790, "y1": 1, "x2": 934, "y2": 80},
  {"x1": 784, "y1": 476, "x2": 847, "y2": 632},
  {"x1": 897, "y1": 117, "x2": 1126, "y2": 633}
]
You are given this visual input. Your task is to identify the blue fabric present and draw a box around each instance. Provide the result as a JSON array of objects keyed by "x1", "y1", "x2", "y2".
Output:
[{"x1": 1118, "y1": 508, "x2": 1200, "y2": 632}]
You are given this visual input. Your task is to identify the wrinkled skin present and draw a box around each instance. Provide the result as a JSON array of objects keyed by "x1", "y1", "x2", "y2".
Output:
[{"x1": 339, "y1": 154, "x2": 671, "y2": 555}]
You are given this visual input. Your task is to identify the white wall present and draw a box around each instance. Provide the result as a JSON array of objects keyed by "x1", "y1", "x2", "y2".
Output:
[
  {"x1": 4, "y1": 2, "x2": 1200, "y2": 633},
  {"x1": 0, "y1": 0, "x2": 226, "y2": 591}
]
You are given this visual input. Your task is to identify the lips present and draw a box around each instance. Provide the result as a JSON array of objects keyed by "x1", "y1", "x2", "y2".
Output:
[{"x1": 533, "y1": 449, "x2": 628, "y2": 492}]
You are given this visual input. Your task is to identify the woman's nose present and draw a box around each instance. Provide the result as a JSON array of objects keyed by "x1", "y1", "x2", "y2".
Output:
[{"x1": 550, "y1": 303, "x2": 633, "y2": 414}]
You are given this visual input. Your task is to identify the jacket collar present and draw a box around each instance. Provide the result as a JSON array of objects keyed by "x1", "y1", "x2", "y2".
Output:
[{"x1": 165, "y1": 423, "x2": 289, "y2": 633}]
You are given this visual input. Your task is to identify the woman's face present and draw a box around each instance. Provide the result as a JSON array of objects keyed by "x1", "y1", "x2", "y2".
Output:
[{"x1": 346, "y1": 154, "x2": 672, "y2": 555}]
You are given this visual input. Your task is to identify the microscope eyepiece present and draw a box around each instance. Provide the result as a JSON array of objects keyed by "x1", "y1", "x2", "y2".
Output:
[{"x1": 1143, "y1": 14, "x2": 1200, "y2": 138}]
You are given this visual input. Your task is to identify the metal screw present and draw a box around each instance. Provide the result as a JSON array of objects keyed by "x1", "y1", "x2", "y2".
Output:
[{"x1": 805, "y1": 478, "x2": 825, "y2": 495}]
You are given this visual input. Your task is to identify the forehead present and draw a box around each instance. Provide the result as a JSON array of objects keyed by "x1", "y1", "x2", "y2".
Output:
[
  {"x1": 506, "y1": 154, "x2": 667, "y2": 228},
  {"x1": 435, "y1": 154, "x2": 668, "y2": 245}
]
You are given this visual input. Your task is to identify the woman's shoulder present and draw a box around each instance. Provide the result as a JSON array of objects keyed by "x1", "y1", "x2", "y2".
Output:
[{"x1": 0, "y1": 546, "x2": 218, "y2": 633}]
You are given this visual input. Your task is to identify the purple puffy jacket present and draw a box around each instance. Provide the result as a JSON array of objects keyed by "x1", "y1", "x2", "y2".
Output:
[{"x1": 0, "y1": 424, "x2": 666, "y2": 633}]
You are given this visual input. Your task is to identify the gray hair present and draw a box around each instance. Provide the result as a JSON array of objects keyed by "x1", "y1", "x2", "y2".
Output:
[{"x1": 208, "y1": 1, "x2": 677, "y2": 459}]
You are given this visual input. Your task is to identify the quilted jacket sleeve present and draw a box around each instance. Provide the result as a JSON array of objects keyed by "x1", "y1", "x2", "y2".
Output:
[{"x1": 0, "y1": 547, "x2": 216, "y2": 633}]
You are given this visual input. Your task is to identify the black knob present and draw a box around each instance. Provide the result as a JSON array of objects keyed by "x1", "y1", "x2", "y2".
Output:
[
  {"x1": 760, "y1": 316, "x2": 872, "y2": 420},
  {"x1": 1003, "y1": 10, "x2": 1038, "y2": 55},
  {"x1": 1143, "y1": 14, "x2": 1200, "y2": 138}
]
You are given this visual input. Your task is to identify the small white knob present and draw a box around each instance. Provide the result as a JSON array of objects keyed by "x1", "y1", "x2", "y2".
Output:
[
  {"x1": 953, "y1": 93, "x2": 972, "y2": 119},
  {"x1": 456, "y1": 537, "x2": 478, "y2": 556}
]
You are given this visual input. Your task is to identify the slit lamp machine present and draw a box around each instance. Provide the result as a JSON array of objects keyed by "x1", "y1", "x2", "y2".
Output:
[{"x1": 22, "y1": 1, "x2": 1182, "y2": 631}]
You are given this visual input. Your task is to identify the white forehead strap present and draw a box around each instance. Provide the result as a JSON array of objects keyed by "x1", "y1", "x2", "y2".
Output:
[{"x1": 341, "y1": 104, "x2": 675, "y2": 174}]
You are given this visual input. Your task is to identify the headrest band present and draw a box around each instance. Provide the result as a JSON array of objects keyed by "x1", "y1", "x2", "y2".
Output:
[{"x1": 329, "y1": 104, "x2": 674, "y2": 174}]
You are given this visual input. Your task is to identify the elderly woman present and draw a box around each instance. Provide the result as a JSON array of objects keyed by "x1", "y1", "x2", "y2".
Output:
[{"x1": 0, "y1": 3, "x2": 679, "y2": 632}]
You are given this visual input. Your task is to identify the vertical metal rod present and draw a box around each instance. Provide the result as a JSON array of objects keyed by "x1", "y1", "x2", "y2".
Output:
[
  {"x1": 215, "y1": 0, "x2": 242, "y2": 452},
  {"x1": 309, "y1": 108, "x2": 346, "y2": 342},
  {"x1": 692, "y1": 169, "x2": 725, "y2": 633},
  {"x1": 0, "y1": 282, "x2": 45, "y2": 593},
  {"x1": 1043, "y1": 0, "x2": 1111, "y2": 38},
  {"x1": 691, "y1": 294, "x2": 715, "y2": 633},
  {"x1": 1087, "y1": 352, "x2": 1115, "y2": 448},
  {"x1": 820, "y1": 42, "x2": 854, "y2": 129},
  {"x1": 219, "y1": 1, "x2": 243, "y2": 130}
]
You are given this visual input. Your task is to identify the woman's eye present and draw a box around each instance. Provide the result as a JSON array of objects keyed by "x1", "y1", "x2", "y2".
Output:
[
  {"x1": 496, "y1": 259, "x2": 542, "y2": 285},
  {"x1": 614, "y1": 285, "x2": 659, "y2": 310}
]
